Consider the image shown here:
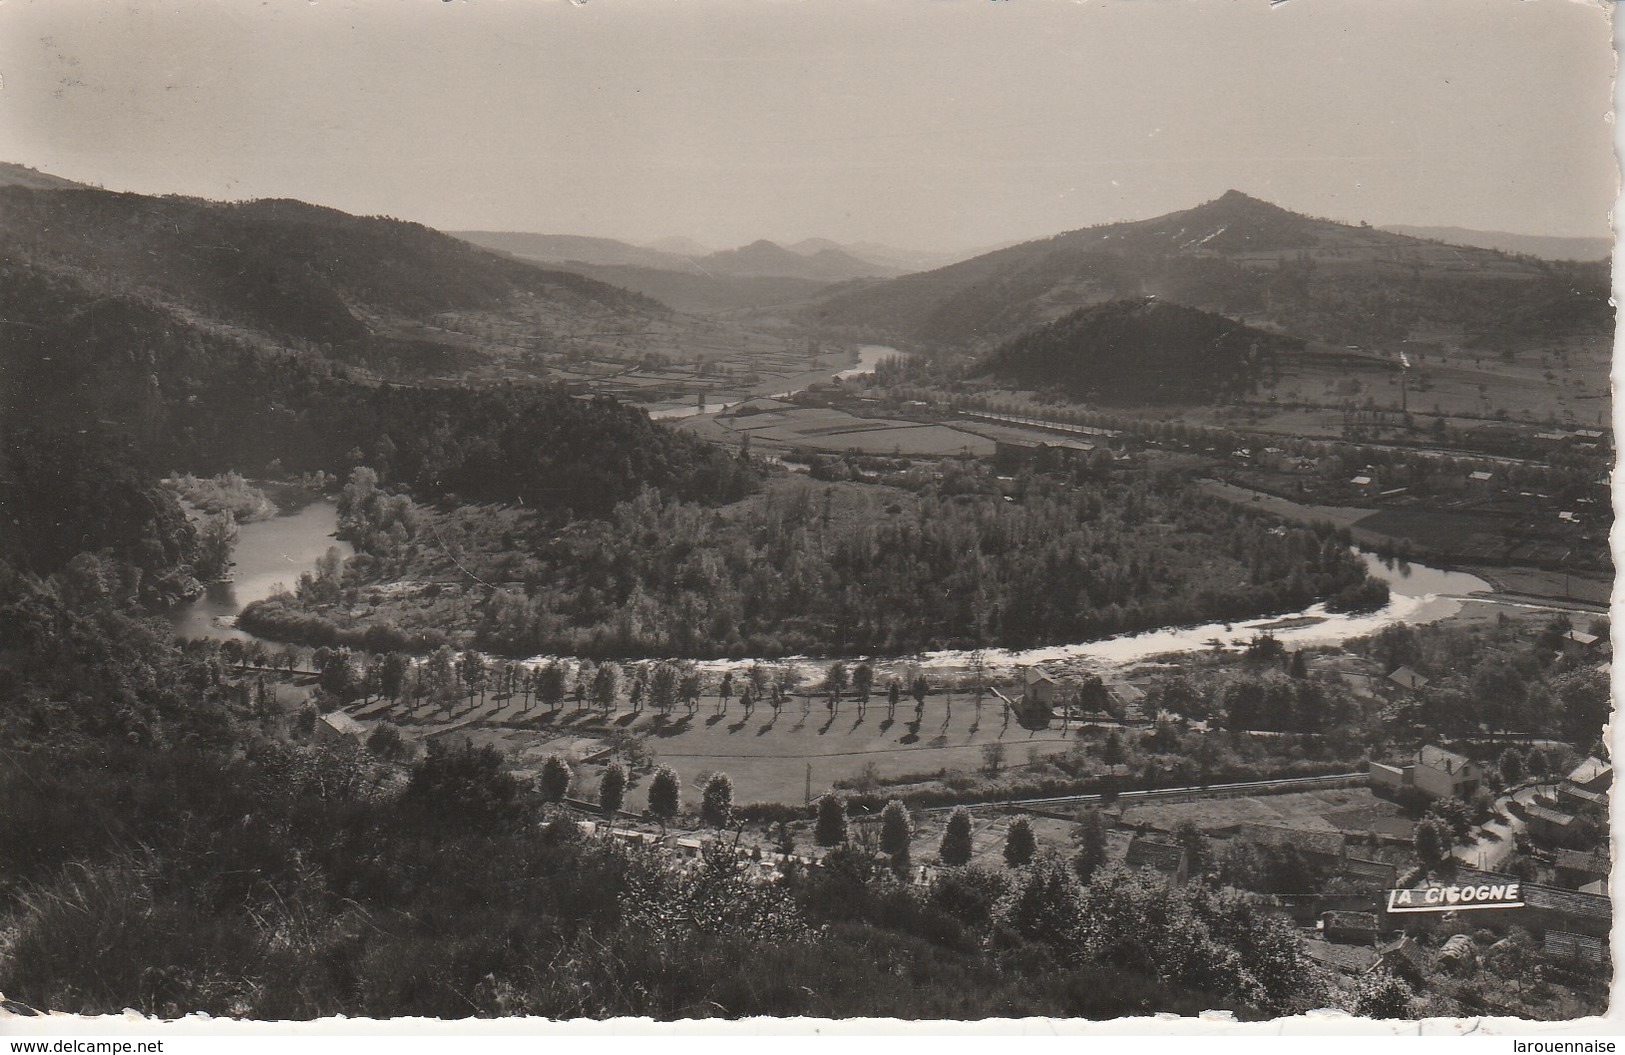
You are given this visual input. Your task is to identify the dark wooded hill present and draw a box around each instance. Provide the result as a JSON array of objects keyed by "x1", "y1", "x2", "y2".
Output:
[
  {"x1": 0, "y1": 182, "x2": 759, "y2": 581},
  {"x1": 0, "y1": 183, "x2": 664, "y2": 363},
  {"x1": 973, "y1": 298, "x2": 1303, "y2": 405},
  {"x1": 805, "y1": 190, "x2": 1611, "y2": 352}
]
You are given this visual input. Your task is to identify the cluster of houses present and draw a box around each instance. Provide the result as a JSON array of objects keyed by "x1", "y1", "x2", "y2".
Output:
[
  {"x1": 1098, "y1": 742, "x2": 1612, "y2": 1001},
  {"x1": 999, "y1": 668, "x2": 1150, "y2": 728},
  {"x1": 1517, "y1": 755, "x2": 1612, "y2": 853}
]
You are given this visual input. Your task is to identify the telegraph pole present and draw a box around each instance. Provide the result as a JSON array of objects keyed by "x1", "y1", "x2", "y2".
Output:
[{"x1": 1398, "y1": 350, "x2": 1410, "y2": 415}]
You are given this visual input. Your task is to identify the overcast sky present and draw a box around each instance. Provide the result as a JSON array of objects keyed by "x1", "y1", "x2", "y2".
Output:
[{"x1": 0, "y1": 0, "x2": 1615, "y2": 252}]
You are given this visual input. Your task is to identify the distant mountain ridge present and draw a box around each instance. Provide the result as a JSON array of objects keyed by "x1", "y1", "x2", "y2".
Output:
[
  {"x1": 1379, "y1": 225, "x2": 1611, "y2": 262},
  {"x1": 451, "y1": 230, "x2": 704, "y2": 272},
  {"x1": 807, "y1": 190, "x2": 1612, "y2": 351},
  {"x1": 456, "y1": 229, "x2": 904, "y2": 288},
  {"x1": 696, "y1": 239, "x2": 900, "y2": 282}
]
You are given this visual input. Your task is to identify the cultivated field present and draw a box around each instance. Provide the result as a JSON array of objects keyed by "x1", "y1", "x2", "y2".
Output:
[
  {"x1": 717, "y1": 405, "x2": 995, "y2": 458},
  {"x1": 353, "y1": 688, "x2": 1079, "y2": 803}
]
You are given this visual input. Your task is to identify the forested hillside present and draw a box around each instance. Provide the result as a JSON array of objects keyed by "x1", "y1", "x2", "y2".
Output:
[
  {"x1": 0, "y1": 184, "x2": 663, "y2": 369},
  {"x1": 0, "y1": 241, "x2": 758, "y2": 635},
  {"x1": 974, "y1": 299, "x2": 1303, "y2": 405},
  {"x1": 806, "y1": 190, "x2": 1611, "y2": 352}
]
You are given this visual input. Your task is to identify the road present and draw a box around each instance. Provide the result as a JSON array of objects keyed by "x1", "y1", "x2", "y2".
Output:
[{"x1": 921, "y1": 771, "x2": 1365, "y2": 813}]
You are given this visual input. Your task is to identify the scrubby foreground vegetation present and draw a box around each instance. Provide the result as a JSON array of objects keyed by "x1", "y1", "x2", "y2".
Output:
[{"x1": 0, "y1": 544, "x2": 1318, "y2": 1018}]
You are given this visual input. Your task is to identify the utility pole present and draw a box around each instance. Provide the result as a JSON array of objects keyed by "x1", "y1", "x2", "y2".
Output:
[
  {"x1": 1398, "y1": 350, "x2": 1411, "y2": 415},
  {"x1": 805, "y1": 763, "x2": 812, "y2": 807}
]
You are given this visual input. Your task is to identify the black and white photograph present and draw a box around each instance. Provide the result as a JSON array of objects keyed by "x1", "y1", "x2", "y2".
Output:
[{"x1": 0, "y1": 0, "x2": 1616, "y2": 1035}]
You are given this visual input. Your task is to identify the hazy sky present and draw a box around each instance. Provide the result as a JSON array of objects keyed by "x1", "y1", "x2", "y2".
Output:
[{"x1": 1, "y1": 0, "x2": 1615, "y2": 252}]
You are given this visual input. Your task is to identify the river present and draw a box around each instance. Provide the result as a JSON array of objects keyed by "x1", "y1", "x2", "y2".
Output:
[
  {"x1": 168, "y1": 495, "x2": 1493, "y2": 675},
  {"x1": 831, "y1": 343, "x2": 896, "y2": 382},
  {"x1": 646, "y1": 343, "x2": 898, "y2": 420},
  {"x1": 165, "y1": 498, "x2": 354, "y2": 643}
]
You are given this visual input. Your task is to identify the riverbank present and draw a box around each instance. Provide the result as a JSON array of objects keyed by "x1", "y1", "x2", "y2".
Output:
[
  {"x1": 165, "y1": 492, "x2": 353, "y2": 643},
  {"x1": 1198, "y1": 478, "x2": 1610, "y2": 608}
]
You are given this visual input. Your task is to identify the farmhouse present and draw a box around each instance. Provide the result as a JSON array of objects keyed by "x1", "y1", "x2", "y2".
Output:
[
  {"x1": 315, "y1": 710, "x2": 366, "y2": 744},
  {"x1": 1441, "y1": 867, "x2": 1614, "y2": 941},
  {"x1": 1023, "y1": 668, "x2": 1057, "y2": 709},
  {"x1": 1385, "y1": 666, "x2": 1429, "y2": 692},
  {"x1": 1369, "y1": 745, "x2": 1482, "y2": 799}
]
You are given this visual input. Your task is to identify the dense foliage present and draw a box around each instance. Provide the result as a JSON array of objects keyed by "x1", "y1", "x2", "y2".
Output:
[
  {"x1": 976, "y1": 299, "x2": 1302, "y2": 405},
  {"x1": 0, "y1": 574, "x2": 1316, "y2": 1021},
  {"x1": 0, "y1": 185, "x2": 659, "y2": 349},
  {"x1": 242, "y1": 472, "x2": 1382, "y2": 658},
  {"x1": 0, "y1": 429, "x2": 203, "y2": 602}
]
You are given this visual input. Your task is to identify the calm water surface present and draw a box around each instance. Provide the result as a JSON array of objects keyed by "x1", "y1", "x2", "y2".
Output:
[{"x1": 166, "y1": 499, "x2": 352, "y2": 642}]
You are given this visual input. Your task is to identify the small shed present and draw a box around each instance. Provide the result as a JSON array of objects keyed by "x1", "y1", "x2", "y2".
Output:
[
  {"x1": 1561, "y1": 630, "x2": 1601, "y2": 656},
  {"x1": 1124, "y1": 837, "x2": 1189, "y2": 885},
  {"x1": 1322, "y1": 910, "x2": 1380, "y2": 945}
]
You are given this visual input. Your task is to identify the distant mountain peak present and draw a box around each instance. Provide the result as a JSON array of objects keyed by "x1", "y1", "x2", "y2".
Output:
[{"x1": 1188, "y1": 189, "x2": 1295, "y2": 218}]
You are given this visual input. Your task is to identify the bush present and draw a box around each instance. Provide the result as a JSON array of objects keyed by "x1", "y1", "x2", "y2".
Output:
[
  {"x1": 815, "y1": 794, "x2": 849, "y2": 847},
  {"x1": 939, "y1": 807, "x2": 974, "y2": 866}
]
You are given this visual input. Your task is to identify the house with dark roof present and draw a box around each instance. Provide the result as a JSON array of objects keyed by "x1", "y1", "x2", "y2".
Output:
[
  {"x1": 1340, "y1": 856, "x2": 1399, "y2": 890},
  {"x1": 1385, "y1": 666, "x2": 1430, "y2": 692},
  {"x1": 1522, "y1": 802, "x2": 1584, "y2": 848},
  {"x1": 1376, "y1": 936, "x2": 1435, "y2": 987},
  {"x1": 1124, "y1": 837, "x2": 1189, "y2": 885},
  {"x1": 1553, "y1": 849, "x2": 1609, "y2": 890},
  {"x1": 1369, "y1": 745, "x2": 1482, "y2": 799},
  {"x1": 991, "y1": 432, "x2": 1098, "y2": 474},
  {"x1": 1558, "y1": 783, "x2": 1607, "y2": 811}
]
